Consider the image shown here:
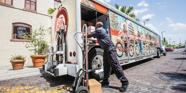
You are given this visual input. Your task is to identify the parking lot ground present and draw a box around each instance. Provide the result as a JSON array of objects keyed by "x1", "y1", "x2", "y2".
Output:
[{"x1": 0, "y1": 49, "x2": 186, "y2": 93}]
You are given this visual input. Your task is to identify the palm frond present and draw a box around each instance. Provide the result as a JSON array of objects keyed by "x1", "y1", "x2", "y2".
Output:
[
  {"x1": 120, "y1": 6, "x2": 126, "y2": 13},
  {"x1": 114, "y1": 4, "x2": 137, "y2": 19},
  {"x1": 115, "y1": 4, "x2": 120, "y2": 10},
  {"x1": 128, "y1": 13, "x2": 136, "y2": 18},
  {"x1": 126, "y1": 6, "x2": 134, "y2": 15}
]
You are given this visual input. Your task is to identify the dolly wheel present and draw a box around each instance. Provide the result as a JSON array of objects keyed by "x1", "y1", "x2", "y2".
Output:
[{"x1": 76, "y1": 86, "x2": 89, "y2": 93}]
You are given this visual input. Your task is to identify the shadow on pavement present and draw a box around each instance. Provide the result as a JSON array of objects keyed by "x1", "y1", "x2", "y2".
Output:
[
  {"x1": 108, "y1": 85, "x2": 120, "y2": 90},
  {"x1": 123, "y1": 58, "x2": 152, "y2": 70},
  {"x1": 41, "y1": 72, "x2": 74, "y2": 87},
  {"x1": 171, "y1": 84, "x2": 186, "y2": 92},
  {"x1": 158, "y1": 72, "x2": 186, "y2": 92},
  {"x1": 26, "y1": 66, "x2": 35, "y2": 68},
  {"x1": 159, "y1": 72, "x2": 186, "y2": 81},
  {"x1": 174, "y1": 57, "x2": 186, "y2": 60}
]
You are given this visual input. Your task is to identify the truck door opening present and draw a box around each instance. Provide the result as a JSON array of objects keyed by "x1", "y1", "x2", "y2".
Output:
[{"x1": 81, "y1": 5, "x2": 109, "y2": 34}]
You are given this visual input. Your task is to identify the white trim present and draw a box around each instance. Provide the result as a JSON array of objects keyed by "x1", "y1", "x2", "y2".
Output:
[{"x1": 76, "y1": 0, "x2": 83, "y2": 69}]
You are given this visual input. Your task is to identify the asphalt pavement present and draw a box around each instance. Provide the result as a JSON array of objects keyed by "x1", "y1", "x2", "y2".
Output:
[
  {"x1": 103, "y1": 48, "x2": 186, "y2": 93},
  {"x1": 0, "y1": 48, "x2": 186, "y2": 93}
]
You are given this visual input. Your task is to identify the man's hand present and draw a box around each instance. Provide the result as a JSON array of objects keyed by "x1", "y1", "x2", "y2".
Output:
[{"x1": 83, "y1": 32, "x2": 92, "y2": 38}]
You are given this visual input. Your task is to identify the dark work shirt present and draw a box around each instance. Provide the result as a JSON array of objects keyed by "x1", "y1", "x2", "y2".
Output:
[{"x1": 91, "y1": 27, "x2": 115, "y2": 51}]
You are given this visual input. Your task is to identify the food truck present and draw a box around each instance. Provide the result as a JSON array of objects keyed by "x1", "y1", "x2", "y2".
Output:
[{"x1": 43, "y1": 0, "x2": 162, "y2": 79}]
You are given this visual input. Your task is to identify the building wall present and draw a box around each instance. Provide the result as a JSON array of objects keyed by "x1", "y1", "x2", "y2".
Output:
[{"x1": 0, "y1": 0, "x2": 54, "y2": 66}]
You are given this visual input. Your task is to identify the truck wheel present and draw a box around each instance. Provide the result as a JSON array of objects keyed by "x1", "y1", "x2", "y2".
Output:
[
  {"x1": 156, "y1": 49, "x2": 160, "y2": 58},
  {"x1": 89, "y1": 48, "x2": 104, "y2": 80},
  {"x1": 76, "y1": 86, "x2": 89, "y2": 93},
  {"x1": 163, "y1": 53, "x2": 166, "y2": 56}
]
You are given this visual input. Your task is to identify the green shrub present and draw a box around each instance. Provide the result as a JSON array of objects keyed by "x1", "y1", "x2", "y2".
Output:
[
  {"x1": 26, "y1": 26, "x2": 49, "y2": 55},
  {"x1": 11, "y1": 55, "x2": 25, "y2": 61}
]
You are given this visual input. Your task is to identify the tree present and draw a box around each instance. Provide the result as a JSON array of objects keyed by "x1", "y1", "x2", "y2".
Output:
[
  {"x1": 115, "y1": 4, "x2": 136, "y2": 19},
  {"x1": 162, "y1": 37, "x2": 168, "y2": 47}
]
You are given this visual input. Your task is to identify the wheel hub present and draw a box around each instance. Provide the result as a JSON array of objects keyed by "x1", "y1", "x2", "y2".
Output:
[{"x1": 92, "y1": 55, "x2": 103, "y2": 73}]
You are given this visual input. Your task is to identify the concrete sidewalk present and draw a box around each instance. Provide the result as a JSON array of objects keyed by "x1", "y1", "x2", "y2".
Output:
[{"x1": 0, "y1": 65, "x2": 41, "y2": 81}]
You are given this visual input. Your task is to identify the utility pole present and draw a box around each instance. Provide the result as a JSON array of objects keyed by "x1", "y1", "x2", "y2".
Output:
[
  {"x1": 185, "y1": 40, "x2": 186, "y2": 51},
  {"x1": 161, "y1": 31, "x2": 166, "y2": 45},
  {"x1": 143, "y1": 19, "x2": 150, "y2": 26}
]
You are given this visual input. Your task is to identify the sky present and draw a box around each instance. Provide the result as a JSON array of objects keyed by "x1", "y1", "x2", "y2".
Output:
[{"x1": 101, "y1": 0, "x2": 186, "y2": 44}]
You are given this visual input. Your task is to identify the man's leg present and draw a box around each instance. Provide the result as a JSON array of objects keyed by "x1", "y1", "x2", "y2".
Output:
[
  {"x1": 109, "y1": 50, "x2": 129, "y2": 92},
  {"x1": 102, "y1": 50, "x2": 111, "y2": 86}
]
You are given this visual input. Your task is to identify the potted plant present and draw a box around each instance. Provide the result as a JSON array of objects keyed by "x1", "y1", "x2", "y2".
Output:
[
  {"x1": 26, "y1": 26, "x2": 49, "y2": 68},
  {"x1": 10, "y1": 55, "x2": 25, "y2": 70}
]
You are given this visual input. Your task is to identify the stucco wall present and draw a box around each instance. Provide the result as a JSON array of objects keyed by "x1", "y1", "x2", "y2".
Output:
[{"x1": 0, "y1": 0, "x2": 53, "y2": 67}]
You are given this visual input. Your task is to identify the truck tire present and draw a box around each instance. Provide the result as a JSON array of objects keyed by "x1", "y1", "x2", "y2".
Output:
[
  {"x1": 156, "y1": 49, "x2": 160, "y2": 58},
  {"x1": 76, "y1": 86, "x2": 89, "y2": 93},
  {"x1": 88, "y1": 48, "x2": 104, "y2": 80},
  {"x1": 163, "y1": 53, "x2": 166, "y2": 56}
]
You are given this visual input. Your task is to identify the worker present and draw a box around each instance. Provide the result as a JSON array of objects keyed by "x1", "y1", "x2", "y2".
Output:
[
  {"x1": 87, "y1": 22, "x2": 96, "y2": 42},
  {"x1": 87, "y1": 21, "x2": 129, "y2": 92}
]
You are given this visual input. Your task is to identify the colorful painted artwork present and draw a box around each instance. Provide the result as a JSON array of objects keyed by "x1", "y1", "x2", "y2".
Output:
[
  {"x1": 109, "y1": 11, "x2": 127, "y2": 60},
  {"x1": 55, "y1": 7, "x2": 68, "y2": 35},
  {"x1": 109, "y1": 11, "x2": 160, "y2": 60}
]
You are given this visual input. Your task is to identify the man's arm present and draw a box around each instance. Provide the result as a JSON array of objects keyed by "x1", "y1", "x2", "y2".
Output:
[
  {"x1": 87, "y1": 32, "x2": 92, "y2": 38},
  {"x1": 84, "y1": 31, "x2": 97, "y2": 38},
  {"x1": 83, "y1": 32, "x2": 92, "y2": 38}
]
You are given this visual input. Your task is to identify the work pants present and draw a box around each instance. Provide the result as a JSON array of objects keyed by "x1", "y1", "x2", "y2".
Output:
[{"x1": 103, "y1": 49, "x2": 128, "y2": 84}]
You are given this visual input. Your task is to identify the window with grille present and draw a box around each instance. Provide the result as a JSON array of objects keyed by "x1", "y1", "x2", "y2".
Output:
[{"x1": 12, "y1": 22, "x2": 32, "y2": 42}]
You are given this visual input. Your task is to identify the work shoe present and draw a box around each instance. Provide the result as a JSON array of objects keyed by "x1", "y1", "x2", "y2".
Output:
[
  {"x1": 101, "y1": 80, "x2": 109, "y2": 88},
  {"x1": 119, "y1": 83, "x2": 128, "y2": 92}
]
